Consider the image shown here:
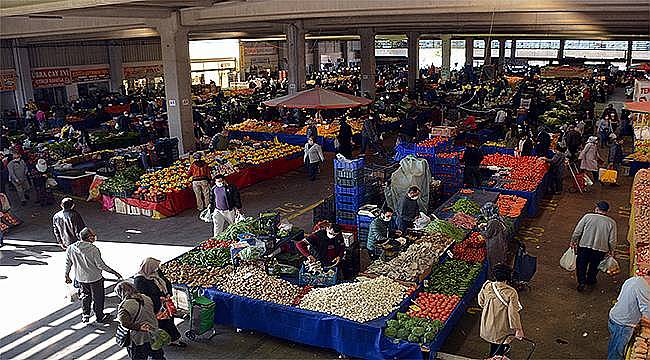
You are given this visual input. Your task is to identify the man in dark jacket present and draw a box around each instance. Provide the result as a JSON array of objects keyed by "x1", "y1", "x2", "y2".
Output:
[
  {"x1": 462, "y1": 141, "x2": 485, "y2": 187},
  {"x1": 296, "y1": 223, "x2": 345, "y2": 266},
  {"x1": 366, "y1": 208, "x2": 402, "y2": 258},
  {"x1": 565, "y1": 125, "x2": 582, "y2": 161},
  {"x1": 399, "y1": 186, "x2": 421, "y2": 232},
  {"x1": 53, "y1": 198, "x2": 86, "y2": 249},
  {"x1": 209, "y1": 174, "x2": 242, "y2": 236},
  {"x1": 608, "y1": 136, "x2": 625, "y2": 171},
  {"x1": 337, "y1": 118, "x2": 353, "y2": 159}
]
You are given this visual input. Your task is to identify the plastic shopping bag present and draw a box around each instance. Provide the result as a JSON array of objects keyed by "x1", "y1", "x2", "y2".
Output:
[
  {"x1": 64, "y1": 283, "x2": 80, "y2": 303},
  {"x1": 234, "y1": 210, "x2": 246, "y2": 224},
  {"x1": 560, "y1": 247, "x2": 577, "y2": 271},
  {"x1": 414, "y1": 212, "x2": 431, "y2": 230},
  {"x1": 599, "y1": 168, "x2": 618, "y2": 184},
  {"x1": 199, "y1": 208, "x2": 213, "y2": 223},
  {"x1": 598, "y1": 256, "x2": 621, "y2": 276}
]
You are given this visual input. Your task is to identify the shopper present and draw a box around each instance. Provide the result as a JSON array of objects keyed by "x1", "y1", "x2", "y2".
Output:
[
  {"x1": 133, "y1": 258, "x2": 186, "y2": 348},
  {"x1": 32, "y1": 158, "x2": 53, "y2": 206},
  {"x1": 478, "y1": 264, "x2": 524, "y2": 357},
  {"x1": 188, "y1": 152, "x2": 211, "y2": 212},
  {"x1": 608, "y1": 135, "x2": 624, "y2": 172},
  {"x1": 535, "y1": 126, "x2": 552, "y2": 157},
  {"x1": 65, "y1": 227, "x2": 122, "y2": 323},
  {"x1": 565, "y1": 125, "x2": 582, "y2": 161},
  {"x1": 337, "y1": 118, "x2": 353, "y2": 159},
  {"x1": 597, "y1": 116, "x2": 613, "y2": 148},
  {"x1": 209, "y1": 130, "x2": 230, "y2": 151},
  {"x1": 7, "y1": 152, "x2": 30, "y2": 205},
  {"x1": 0, "y1": 150, "x2": 9, "y2": 194},
  {"x1": 607, "y1": 269, "x2": 650, "y2": 360},
  {"x1": 303, "y1": 135, "x2": 325, "y2": 181},
  {"x1": 480, "y1": 202, "x2": 509, "y2": 279},
  {"x1": 579, "y1": 136, "x2": 603, "y2": 182},
  {"x1": 398, "y1": 186, "x2": 421, "y2": 233},
  {"x1": 296, "y1": 223, "x2": 345, "y2": 267},
  {"x1": 517, "y1": 132, "x2": 534, "y2": 157},
  {"x1": 360, "y1": 115, "x2": 381, "y2": 155},
  {"x1": 462, "y1": 141, "x2": 484, "y2": 187},
  {"x1": 544, "y1": 145, "x2": 566, "y2": 195},
  {"x1": 366, "y1": 207, "x2": 403, "y2": 259},
  {"x1": 209, "y1": 174, "x2": 242, "y2": 237},
  {"x1": 570, "y1": 201, "x2": 617, "y2": 292},
  {"x1": 115, "y1": 281, "x2": 165, "y2": 360},
  {"x1": 53, "y1": 197, "x2": 86, "y2": 249}
]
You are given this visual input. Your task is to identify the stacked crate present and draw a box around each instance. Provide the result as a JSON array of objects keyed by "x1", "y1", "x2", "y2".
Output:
[
  {"x1": 356, "y1": 213, "x2": 375, "y2": 249},
  {"x1": 433, "y1": 154, "x2": 463, "y2": 197},
  {"x1": 334, "y1": 158, "x2": 365, "y2": 225}
]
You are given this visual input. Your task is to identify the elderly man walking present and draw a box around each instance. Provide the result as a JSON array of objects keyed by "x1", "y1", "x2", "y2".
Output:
[{"x1": 53, "y1": 198, "x2": 86, "y2": 249}]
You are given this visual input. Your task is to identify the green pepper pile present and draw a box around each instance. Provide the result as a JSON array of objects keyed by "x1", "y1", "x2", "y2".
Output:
[
  {"x1": 425, "y1": 220, "x2": 467, "y2": 242},
  {"x1": 450, "y1": 198, "x2": 481, "y2": 215},
  {"x1": 215, "y1": 218, "x2": 257, "y2": 242},
  {"x1": 424, "y1": 259, "x2": 483, "y2": 296},
  {"x1": 384, "y1": 312, "x2": 443, "y2": 344},
  {"x1": 179, "y1": 247, "x2": 231, "y2": 267}
]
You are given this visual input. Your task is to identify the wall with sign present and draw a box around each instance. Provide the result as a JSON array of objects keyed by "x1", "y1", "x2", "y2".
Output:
[
  {"x1": 634, "y1": 80, "x2": 650, "y2": 102},
  {"x1": 242, "y1": 41, "x2": 280, "y2": 74}
]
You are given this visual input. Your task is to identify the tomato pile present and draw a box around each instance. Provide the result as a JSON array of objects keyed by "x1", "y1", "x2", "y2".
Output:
[
  {"x1": 199, "y1": 238, "x2": 232, "y2": 250},
  {"x1": 408, "y1": 293, "x2": 461, "y2": 322},
  {"x1": 436, "y1": 151, "x2": 463, "y2": 159},
  {"x1": 452, "y1": 232, "x2": 487, "y2": 263},
  {"x1": 496, "y1": 195, "x2": 527, "y2": 218},
  {"x1": 482, "y1": 154, "x2": 549, "y2": 192},
  {"x1": 417, "y1": 137, "x2": 448, "y2": 149}
]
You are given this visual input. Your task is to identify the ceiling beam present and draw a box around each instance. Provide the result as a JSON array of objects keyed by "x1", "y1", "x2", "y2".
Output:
[
  {"x1": 0, "y1": 0, "x2": 151, "y2": 17},
  {"x1": 0, "y1": 15, "x2": 152, "y2": 39},
  {"x1": 49, "y1": 5, "x2": 172, "y2": 18}
]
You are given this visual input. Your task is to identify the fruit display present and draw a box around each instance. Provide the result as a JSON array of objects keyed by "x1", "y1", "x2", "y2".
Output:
[
  {"x1": 366, "y1": 242, "x2": 440, "y2": 282},
  {"x1": 299, "y1": 276, "x2": 408, "y2": 323},
  {"x1": 425, "y1": 220, "x2": 467, "y2": 243},
  {"x1": 482, "y1": 154, "x2": 549, "y2": 192},
  {"x1": 160, "y1": 261, "x2": 234, "y2": 288},
  {"x1": 424, "y1": 259, "x2": 483, "y2": 296},
  {"x1": 496, "y1": 194, "x2": 527, "y2": 218},
  {"x1": 447, "y1": 212, "x2": 477, "y2": 230},
  {"x1": 407, "y1": 293, "x2": 461, "y2": 322},
  {"x1": 295, "y1": 119, "x2": 362, "y2": 138},
  {"x1": 384, "y1": 312, "x2": 443, "y2": 344},
  {"x1": 227, "y1": 120, "x2": 290, "y2": 133},
  {"x1": 452, "y1": 232, "x2": 487, "y2": 263},
  {"x1": 215, "y1": 264, "x2": 303, "y2": 306},
  {"x1": 631, "y1": 322, "x2": 650, "y2": 360},
  {"x1": 538, "y1": 102, "x2": 577, "y2": 127},
  {"x1": 198, "y1": 238, "x2": 233, "y2": 250},
  {"x1": 416, "y1": 137, "x2": 448, "y2": 150},
  {"x1": 450, "y1": 198, "x2": 481, "y2": 215},
  {"x1": 206, "y1": 141, "x2": 302, "y2": 167}
]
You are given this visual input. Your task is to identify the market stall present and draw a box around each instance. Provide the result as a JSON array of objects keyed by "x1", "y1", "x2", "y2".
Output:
[
  {"x1": 627, "y1": 169, "x2": 650, "y2": 276},
  {"x1": 623, "y1": 102, "x2": 650, "y2": 175}
]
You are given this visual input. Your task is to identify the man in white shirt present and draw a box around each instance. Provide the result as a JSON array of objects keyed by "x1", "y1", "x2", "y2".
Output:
[{"x1": 608, "y1": 269, "x2": 650, "y2": 360}]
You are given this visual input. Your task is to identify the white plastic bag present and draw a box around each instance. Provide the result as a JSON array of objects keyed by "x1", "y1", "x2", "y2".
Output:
[
  {"x1": 560, "y1": 247, "x2": 577, "y2": 271},
  {"x1": 199, "y1": 208, "x2": 213, "y2": 223},
  {"x1": 234, "y1": 210, "x2": 246, "y2": 223},
  {"x1": 64, "y1": 283, "x2": 80, "y2": 303},
  {"x1": 414, "y1": 212, "x2": 431, "y2": 230},
  {"x1": 598, "y1": 256, "x2": 621, "y2": 276}
]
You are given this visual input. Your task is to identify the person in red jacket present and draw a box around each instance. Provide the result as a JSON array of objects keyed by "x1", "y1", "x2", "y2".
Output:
[
  {"x1": 187, "y1": 152, "x2": 211, "y2": 211},
  {"x1": 296, "y1": 223, "x2": 345, "y2": 267}
]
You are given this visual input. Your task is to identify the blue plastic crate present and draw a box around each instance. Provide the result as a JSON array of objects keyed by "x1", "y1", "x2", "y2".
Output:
[
  {"x1": 298, "y1": 265, "x2": 337, "y2": 287},
  {"x1": 336, "y1": 209, "x2": 357, "y2": 221},
  {"x1": 335, "y1": 176, "x2": 364, "y2": 187},
  {"x1": 434, "y1": 157, "x2": 461, "y2": 165},
  {"x1": 336, "y1": 217, "x2": 356, "y2": 225},
  {"x1": 335, "y1": 185, "x2": 366, "y2": 196},
  {"x1": 415, "y1": 144, "x2": 437, "y2": 157},
  {"x1": 334, "y1": 157, "x2": 365, "y2": 171},
  {"x1": 335, "y1": 168, "x2": 364, "y2": 179},
  {"x1": 336, "y1": 200, "x2": 362, "y2": 212}
]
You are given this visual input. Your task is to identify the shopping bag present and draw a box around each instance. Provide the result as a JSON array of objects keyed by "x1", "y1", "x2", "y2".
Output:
[
  {"x1": 64, "y1": 283, "x2": 80, "y2": 303},
  {"x1": 234, "y1": 210, "x2": 246, "y2": 224},
  {"x1": 584, "y1": 175, "x2": 594, "y2": 187},
  {"x1": 199, "y1": 208, "x2": 213, "y2": 223},
  {"x1": 560, "y1": 247, "x2": 577, "y2": 271},
  {"x1": 414, "y1": 212, "x2": 431, "y2": 230},
  {"x1": 598, "y1": 256, "x2": 621, "y2": 276},
  {"x1": 599, "y1": 168, "x2": 617, "y2": 183}
]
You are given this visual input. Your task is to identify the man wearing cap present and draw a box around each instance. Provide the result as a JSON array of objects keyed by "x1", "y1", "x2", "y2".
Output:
[
  {"x1": 570, "y1": 201, "x2": 618, "y2": 292},
  {"x1": 187, "y1": 152, "x2": 211, "y2": 212},
  {"x1": 53, "y1": 198, "x2": 86, "y2": 249}
]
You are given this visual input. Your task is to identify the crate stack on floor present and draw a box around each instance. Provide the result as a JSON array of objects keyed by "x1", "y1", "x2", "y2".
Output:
[
  {"x1": 334, "y1": 158, "x2": 365, "y2": 227},
  {"x1": 155, "y1": 138, "x2": 180, "y2": 167},
  {"x1": 433, "y1": 153, "x2": 463, "y2": 197}
]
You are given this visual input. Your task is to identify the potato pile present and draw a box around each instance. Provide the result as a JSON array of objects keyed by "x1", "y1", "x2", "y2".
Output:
[
  {"x1": 366, "y1": 242, "x2": 439, "y2": 282},
  {"x1": 215, "y1": 264, "x2": 302, "y2": 305},
  {"x1": 299, "y1": 276, "x2": 408, "y2": 323},
  {"x1": 161, "y1": 261, "x2": 234, "y2": 288},
  {"x1": 632, "y1": 325, "x2": 650, "y2": 360},
  {"x1": 413, "y1": 232, "x2": 456, "y2": 254}
]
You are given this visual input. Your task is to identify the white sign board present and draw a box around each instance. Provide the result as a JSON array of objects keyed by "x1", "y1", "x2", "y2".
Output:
[{"x1": 634, "y1": 80, "x2": 650, "y2": 102}]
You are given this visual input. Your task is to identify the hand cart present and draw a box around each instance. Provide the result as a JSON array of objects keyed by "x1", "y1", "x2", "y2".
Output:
[
  {"x1": 567, "y1": 159, "x2": 591, "y2": 194},
  {"x1": 171, "y1": 285, "x2": 217, "y2": 341},
  {"x1": 486, "y1": 334, "x2": 536, "y2": 360}
]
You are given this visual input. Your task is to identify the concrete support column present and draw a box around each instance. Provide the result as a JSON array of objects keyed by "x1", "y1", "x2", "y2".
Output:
[
  {"x1": 510, "y1": 39, "x2": 517, "y2": 60},
  {"x1": 498, "y1": 39, "x2": 506, "y2": 65},
  {"x1": 278, "y1": 40, "x2": 287, "y2": 71},
  {"x1": 483, "y1": 37, "x2": 492, "y2": 65},
  {"x1": 341, "y1": 40, "x2": 349, "y2": 67},
  {"x1": 108, "y1": 44, "x2": 124, "y2": 94},
  {"x1": 441, "y1": 35, "x2": 452, "y2": 80},
  {"x1": 12, "y1": 40, "x2": 33, "y2": 113},
  {"x1": 359, "y1": 28, "x2": 376, "y2": 97},
  {"x1": 407, "y1": 31, "x2": 419, "y2": 94},
  {"x1": 626, "y1": 40, "x2": 633, "y2": 67},
  {"x1": 558, "y1": 39, "x2": 566, "y2": 61},
  {"x1": 158, "y1": 12, "x2": 195, "y2": 154},
  {"x1": 311, "y1": 40, "x2": 320, "y2": 74},
  {"x1": 465, "y1": 37, "x2": 474, "y2": 67},
  {"x1": 286, "y1": 21, "x2": 306, "y2": 94}
]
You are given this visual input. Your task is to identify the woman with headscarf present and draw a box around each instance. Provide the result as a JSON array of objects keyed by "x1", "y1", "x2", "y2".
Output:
[
  {"x1": 115, "y1": 281, "x2": 165, "y2": 360},
  {"x1": 480, "y1": 202, "x2": 510, "y2": 279},
  {"x1": 133, "y1": 258, "x2": 186, "y2": 348},
  {"x1": 579, "y1": 136, "x2": 603, "y2": 182}
]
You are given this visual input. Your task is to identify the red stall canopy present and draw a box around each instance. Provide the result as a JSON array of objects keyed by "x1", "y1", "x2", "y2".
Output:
[
  {"x1": 625, "y1": 101, "x2": 650, "y2": 114},
  {"x1": 263, "y1": 87, "x2": 372, "y2": 109},
  {"x1": 630, "y1": 63, "x2": 650, "y2": 72}
]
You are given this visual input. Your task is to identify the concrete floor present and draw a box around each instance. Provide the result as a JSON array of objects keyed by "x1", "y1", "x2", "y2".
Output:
[{"x1": 0, "y1": 96, "x2": 633, "y2": 360}]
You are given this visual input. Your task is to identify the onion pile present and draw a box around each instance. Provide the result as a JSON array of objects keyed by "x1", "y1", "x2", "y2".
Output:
[
  {"x1": 366, "y1": 242, "x2": 440, "y2": 282},
  {"x1": 215, "y1": 264, "x2": 302, "y2": 305}
]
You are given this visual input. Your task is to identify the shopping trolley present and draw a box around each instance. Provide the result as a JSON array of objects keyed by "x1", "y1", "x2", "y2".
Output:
[
  {"x1": 171, "y1": 285, "x2": 217, "y2": 341},
  {"x1": 486, "y1": 334, "x2": 536, "y2": 360},
  {"x1": 567, "y1": 159, "x2": 591, "y2": 194}
]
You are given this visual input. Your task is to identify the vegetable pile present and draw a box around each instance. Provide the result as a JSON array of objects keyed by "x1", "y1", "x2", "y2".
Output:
[
  {"x1": 496, "y1": 195, "x2": 527, "y2": 218},
  {"x1": 450, "y1": 198, "x2": 481, "y2": 215},
  {"x1": 447, "y1": 212, "x2": 477, "y2": 230},
  {"x1": 424, "y1": 260, "x2": 483, "y2": 296},
  {"x1": 630, "y1": 322, "x2": 650, "y2": 360},
  {"x1": 408, "y1": 293, "x2": 461, "y2": 322},
  {"x1": 452, "y1": 232, "x2": 486, "y2": 263},
  {"x1": 425, "y1": 220, "x2": 467, "y2": 243},
  {"x1": 178, "y1": 248, "x2": 231, "y2": 267},
  {"x1": 99, "y1": 166, "x2": 144, "y2": 196},
  {"x1": 411, "y1": 232, "x2": 456, "y2": 254},
  {"x1": 481, "y1": 154, "x2": 549, "y2": 192},
  {"x1": 366, "y1": 242, "x2": 440, "y2": 282},
  {"x1": 198, "y1": 238, "x2": 232, "y2": 250},
  {"x1": 384, "y1": 313, "x2": 443, "y2": 344},
  {"x1": 160, "y1": 261, "x2": 234, "y2": 288},
  {"x1": 216, "y1": 264, "x2": 302, "y2": 305},
  {"x1": 299, "y1": 276, "x2": 408, "y2": 323}
]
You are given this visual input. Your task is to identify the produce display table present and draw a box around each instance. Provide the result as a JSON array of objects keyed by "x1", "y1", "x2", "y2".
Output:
[
  {"x1": 225, "y1": 155, "x2": 304, "y2": 189},
  {"x1": 55, "y1": 172, "x2": 96, "y2": 198},
  {"x1": 228, "y1": 130, "x2": 359, "y2": 153},
  {"x1": 477, "y1": 172, "x2": 548, "y2": 217}
]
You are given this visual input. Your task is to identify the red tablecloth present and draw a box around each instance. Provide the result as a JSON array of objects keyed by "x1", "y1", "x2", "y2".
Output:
[
  {"x1": 105, "y1": 104, "x2": 130, "y2": 114},
  {"x1": 121, "y1": 188, "x2": 196, "y2": 217},
  {"x1": 226, "y1": 155, "x2": 304, "y2": 189}
]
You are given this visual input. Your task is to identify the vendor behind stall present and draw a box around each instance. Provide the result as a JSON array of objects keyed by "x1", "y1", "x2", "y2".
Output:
[
  {"x1": 398, "y1": 186, "x2": 422, "y2": 232},
  {"x1": 366, "y1": 207, "x2": 403, "y2": 259},
  {"x1": 462, "y1": 140, "x2": 484, "y2": 187},
  {"x1": 296, "y1": 223, "x2": 345, "y2": 267}
]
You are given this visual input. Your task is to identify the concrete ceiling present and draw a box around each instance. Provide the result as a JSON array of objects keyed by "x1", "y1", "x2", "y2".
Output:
[{"x1": 1, "y1": 0, "x2": 649, "y2": 41}]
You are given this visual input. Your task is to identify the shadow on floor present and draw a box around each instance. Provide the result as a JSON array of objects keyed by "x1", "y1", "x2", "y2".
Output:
[{"x1": 0, "y1": 242, "x2": 62, "y2": 267}]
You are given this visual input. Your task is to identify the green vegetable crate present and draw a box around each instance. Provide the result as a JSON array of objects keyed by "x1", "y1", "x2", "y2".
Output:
[{"x1": 298, "y1": 265, "x2": 337, "y2": 287}]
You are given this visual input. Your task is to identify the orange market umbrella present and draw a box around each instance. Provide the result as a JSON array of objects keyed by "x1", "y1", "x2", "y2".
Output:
[{"x1": 263, "y1": 87, "x2": 372, "y2": 109}]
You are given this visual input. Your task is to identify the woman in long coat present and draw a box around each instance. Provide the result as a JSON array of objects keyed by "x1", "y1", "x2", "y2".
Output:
[{"x1": 480, "y1": 202, "x2": 509, "y2": 279}]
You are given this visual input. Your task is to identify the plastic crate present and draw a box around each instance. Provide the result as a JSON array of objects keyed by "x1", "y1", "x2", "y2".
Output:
[
  {"x1": 335, "y1": 185, "x2": 365, "y2": 196},
  {"x1": 335, "y1": 176, "x2": 364, "y2": 187},
  {"x1": 313, "y1": 195, "x2": 336, "y2": 226},
  {"x1": 335, "y1": 168, "x2": 364, "y2": 180},
  {"x1": 434, "y1": 156, "x2": 461, "y2": 165},
  {"x1": 334, "y1": 157, "x2": 365, "y2": 171},
  {"x1": 337, "y1": 209, "x2": 357, "y2": 220},
  {"x1": 336, "y1": 199, "x2": 362, "y2": 212},
  {"x1": 335, "y1": 192, "x2": 364, "y2": 206},
  {"x1": 299, "y1": 265, "x2": 337, "y2": 287}
]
